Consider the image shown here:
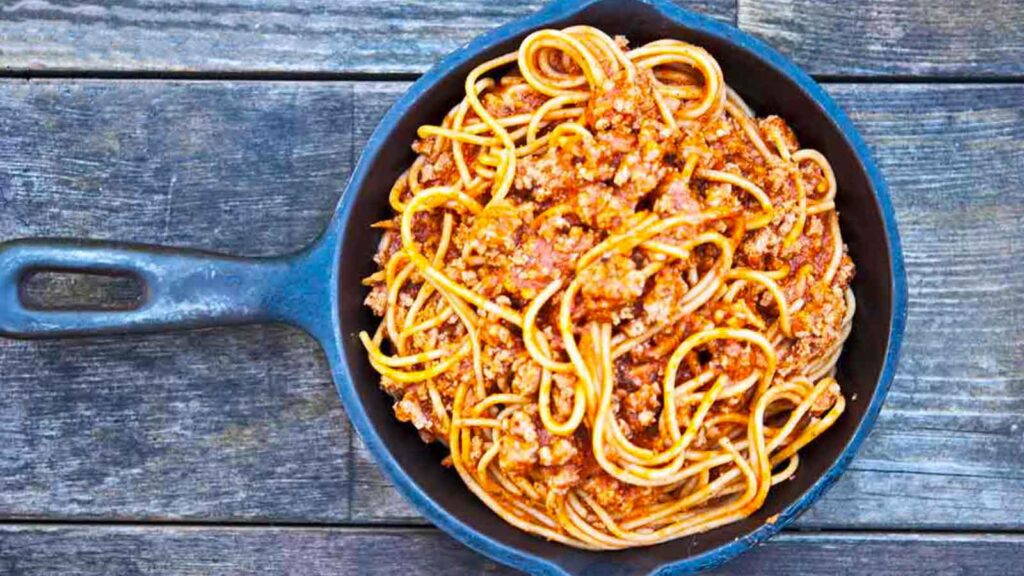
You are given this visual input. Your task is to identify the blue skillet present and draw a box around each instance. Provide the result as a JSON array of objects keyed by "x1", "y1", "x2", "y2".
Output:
[{"x1": 0, "y1": 0, "x2": 907, "y2": 573}]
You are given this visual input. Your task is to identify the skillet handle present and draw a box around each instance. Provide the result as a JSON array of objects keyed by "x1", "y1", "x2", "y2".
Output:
[{"x1": 0, "y1": 237, "x2": 336, "y2": 341}]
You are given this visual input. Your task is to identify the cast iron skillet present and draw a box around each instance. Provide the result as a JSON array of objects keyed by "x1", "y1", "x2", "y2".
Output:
[{"x1": 0, "y1": 0, "x2": 907, "y2": 573}]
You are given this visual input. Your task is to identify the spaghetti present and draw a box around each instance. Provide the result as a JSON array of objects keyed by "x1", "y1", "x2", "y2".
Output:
[{"x1": 361, "y1": 27, "x2": 855, "y2": 549}]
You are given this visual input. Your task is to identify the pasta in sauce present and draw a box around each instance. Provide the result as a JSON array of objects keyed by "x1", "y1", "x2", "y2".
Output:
[{"x1": 361, "y1": 26, "x2": 854, "y2": 549}]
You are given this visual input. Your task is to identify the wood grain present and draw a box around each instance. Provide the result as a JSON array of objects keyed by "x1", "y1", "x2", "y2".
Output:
[
  {"x1": 0, "y1": 80, "x2": 350, "y2": 254},
  {"x1": 739, "y1": 0, "x2": 1024, "y2": 77},
  {"x1": 0, "y1": 525, "x2": 1020, "y2": 575},
  {"x1": 0, "y1": 0, "x2": 734, "y2": 75},
  {"x1": 21, "y1": 271, "x2": 144, "y2": 310},
  {"x1": 0, "y1": 80, "x2": 1022, "y2": 532},
  {"x1": 2, "y1": 1, "x2": 1020, "y2": 77},
  {"x1": 800, "y1": 83, "x2": 1024, "y2": 527},
  {"x1": 0, "y1": 80, "x2": 355, "y2": 523}
]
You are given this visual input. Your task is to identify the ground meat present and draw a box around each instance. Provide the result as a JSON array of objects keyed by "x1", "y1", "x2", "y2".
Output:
[
  {"x1": 364, "y1": 283, "x2": 388, "y2": 317},
  {"x1": 575, "y1": 181, "x2": 636, "y2": 230},
  {"x1": 465, "y1": 200, "x2": 525, "y2": 256},
  {"x1": 617, "y1": 360, "x2": 662, "y2": 392},
  {"x1": 373, "y1": 229, "x2": 401, "y2": 267},
  {"x1": 780, "y1": 282, "x2": 848, "y2": 375},
  {"x1": 737, "y1": 225, "x2": 783, "y2": 270},
  {"x1": 481, "y1": 343, "x2": 517, "y2": 392},
  {"x1": 550, "y1": 373, "x2": 578, "y2": 420},
  {"x1": 395, "y1": 390, "x2": 436, "y2": 443},
  {"x1": 654, "y1": 173, "x2": 702, "y2": 217},
  {"x1": 483, "y1": 80, "x2": 548, "y2": 118},
  {"x1": 643, "y1": 264, "x2": 690, "y2": 325},
  {"x1": 578, "y1": 254, "x2": 648, "y2": 318},
  {"x1": 708, "y1": 339, "x2": 763, "y2": 382},
  {"x1": 620, "y1": 367, "x2": 662, "y2": 433},
  {"x1": 504, "y1": 225, "x2": 594, "y2": 300},
  {"x1": 759, "y1": 115, "x2": 799, "y2": 155},
  {"x1": 543, "y1": 464, "x2": 581, "y2": 493},
  {"x1": 810, "y1": 379, "x2": 842, "y2": 416},
  {"x1": 511, "y1": 354, "x2": 542, "y2": 397},
  {"x1": 499, "y1": 409, "x2": 540, "y2": 473},
  {"x1": 578, "y1": 473, "x2": 660, "y2": 517},
  {"x1": 539, "y1": 437, "x2": 578, "y2": 467}
]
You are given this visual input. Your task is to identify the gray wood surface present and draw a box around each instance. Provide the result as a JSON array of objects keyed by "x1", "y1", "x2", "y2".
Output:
[
  {"x1": 1, "y1": 1, "x2": 1022, "y2": 570},
  {"x1": 0, "y1": 80, "x2": 1021, "y2": 534},
  {"x1": 0, "y1": 526, "x2": 1021, "y2": 575},
  {"x1": 1, "y1": 1, "x2": 1021, "y2": 77},
  {"x1": 0, "y1": 80, "x2": 352, "y2": 522},
  {"x1": 0, "y1": 1, "x2": 734, "y2": 76},
  {"x1": 740, "y1": 0, "x2": 1024, "y2": 78}
]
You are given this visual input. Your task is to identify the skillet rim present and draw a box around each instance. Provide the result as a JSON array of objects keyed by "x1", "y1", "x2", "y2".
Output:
[{"x1": 325, "y1": 0, "x2": 909, "y2": 573}]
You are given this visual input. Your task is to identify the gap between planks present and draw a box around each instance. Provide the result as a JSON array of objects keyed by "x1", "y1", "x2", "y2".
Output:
[
  {"x1": 0, "y1": 69, "x2": 1023, "y2": 85},
  {"x1": 2, "y1": 518, "x2": 1024, "y2": 537}
]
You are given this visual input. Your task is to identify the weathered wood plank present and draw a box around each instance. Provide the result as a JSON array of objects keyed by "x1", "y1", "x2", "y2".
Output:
[
  {"x1": 800, "y1": 82, "x2": 1024, "y2": 528},
  {"x1": 0, "y1": 0, "x2": 734, "y2": 75},
  {"x1": 0, "y1": 525, "x2": 1021, "y2": 575},
  {"x1": 0, "y1": 80, "x2": 355, "y2": 522},
  {"x1": 0, "y1": 80, "x2": 350, "y2": 254},
  {"x1": 0, "y1": 328, "x2": 349, "y2": 522},
  {"x1": 21, "y1": 271, "x2": 143, "y2": 310},
  {"x1": 1, "y1": 1, "x2": 1020, "y2": 77},
  {"x1": 739, "y1": 0, "x2": 1024, "y2": 77},
  {"x1": 0, "y1": 80, "x2": 1023, "y2": 530}
]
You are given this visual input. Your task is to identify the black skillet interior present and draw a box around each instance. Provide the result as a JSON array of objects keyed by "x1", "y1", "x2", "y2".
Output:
[{"x1": 336, "y1": 1, "x2": 894, "y2": 574}]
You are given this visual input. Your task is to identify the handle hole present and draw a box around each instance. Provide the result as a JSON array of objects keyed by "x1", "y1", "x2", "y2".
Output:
[{"x1": 20, "y1": 271, "x2": 145, "y2": 311}]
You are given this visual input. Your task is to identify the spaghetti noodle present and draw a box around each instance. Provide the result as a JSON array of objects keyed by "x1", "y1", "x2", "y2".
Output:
[{"x1": 361, "y1": 27, "x2": 855, "y2": 549}]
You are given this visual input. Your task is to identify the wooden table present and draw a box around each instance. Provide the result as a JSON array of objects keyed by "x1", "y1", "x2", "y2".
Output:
[{"x1": 0, "y1": 1, "x2": 1021, "y2": 574}]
